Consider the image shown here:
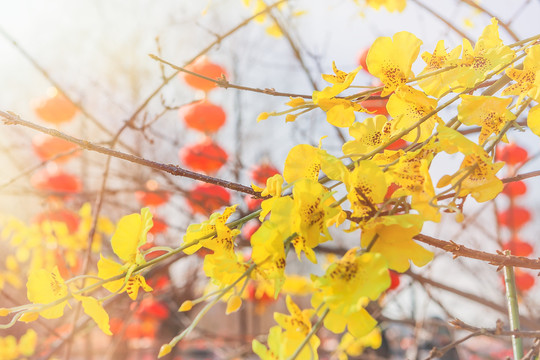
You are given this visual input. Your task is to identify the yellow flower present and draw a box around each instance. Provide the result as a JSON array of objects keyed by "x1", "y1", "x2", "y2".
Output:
[
  {"x1": 366, "y1": 31, "x2": 422, "y2": 96},
  {"x1": 97, "y1": 256, "x2": 152, "y2": 300},
  {"x1": 254, "y1": 296, "x2": 319, "y2": 359},
  {"x1": 97, "y1": 208, "x2": 154, "y2": 299},
  {"x1": 182, "y1": 205, "x2": 239, "y2": 255},
  {"x1": 251, "y1": 221, "x2": 287, "y2": 296},
  {"x1": 387, "y1": 85, "x2": 442, "y2": 142},
  {"x1": 384, "y1": 139, "x2": 440, "y2": 222},
  {"x1": 312, "y1": 250, "x2": 388, "y2": 337},
  {"x1": 26, "y1": 266, "x2": 68, "y2": 319},
  {"x1": 502, "y1": 44, "x2": 540, "y2": 104},
  {"x1": 418, "y1": 40, "x2": 462, "y2": 97},
  {"x1": 283, "y1": 144, "x2": 321, "y2": 183},
  {"x1": 361, "y1": 214, "x2": 433, "y2": 272},
  {"x1": 252, "y1": 174, "x2": 284, "y2": 198},
  {"x1": 342, "y1": 115, "x2": 395, "y2": 158},
  {"x1": 452, "y1": 18, "x2": 515, "y2": 91},
  {"x1": 313, "y1": 63, "x2": 368, "y2": 127},
  {"x1": 203, "y1": 252, "x2": 250, "y2": 287},
  {"x1": 290, "y1": 179, "x2": 340, "y2": 263},
  {"x1": 346, "y1": 160, "x2": 387, "y2": 228},
  {"x1": 335, "y1": 328, "x2": 382, "y2": 360},
  {"x1": 458, "y1": 95, "x2": 515, "y2": 144},
  {"x1": 437, "y1": 125, "x2": 504, "y2": 202},
  {"x1": 364, "y1": 0, "x2": 406, "y2": 12}
]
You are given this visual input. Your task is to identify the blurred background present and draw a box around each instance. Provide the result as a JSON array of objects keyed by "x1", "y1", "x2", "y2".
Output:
[{"x1": 0, "y1": 0, "x2": 539, "y2": 359}]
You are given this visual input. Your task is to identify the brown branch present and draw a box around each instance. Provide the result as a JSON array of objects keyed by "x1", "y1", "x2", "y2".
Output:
[
  {"x1": 149, "y1": 54, "x2": 313, "y2": 99},
  {"x1": 125, "y1": 0, "x2": 291, "y2": 136},
  {"x1": 0, "y1": 110, "x2": 260, "y2": 197},
  {"x1": 458, "y1": 0, "x2": 520, "y2": 41},
  {"x1": 414, "y1": 233, "x2": 540, "y2": 269},
  {"x1": 450, "y1": 318, "x2": 540, "y2": 337},
  {"x1": 405, "y1": 270, "x2": 539, "y2": 329},
  {"x1": 409, "y1": 0, "x2": 473, "y2": 43},
  {"x1": 0, "y1": 26, "x2": 138, "y2": 155}
]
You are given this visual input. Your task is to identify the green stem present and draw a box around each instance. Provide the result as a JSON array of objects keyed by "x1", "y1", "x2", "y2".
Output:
[
  {"x1": 503, "y1": 251, "x2": 523, "y2": 359},
  {"x1": 286, "y1": 307, "x2": 329, "y2": 360}
]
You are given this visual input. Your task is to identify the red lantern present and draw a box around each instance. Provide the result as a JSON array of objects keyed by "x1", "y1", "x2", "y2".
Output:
[
  {"x1": 135, "y1": 298, "x2": 169, "y2": 320},
  {"x1": 502, "y1": 238, "x2": 534, "y2": 257},
  {"x1": 388, "y1": 270, "x2": 401, "y2": 290},
  {"x1": 515, "y1": 269, "x2": 535, "y2": 292},
  {"x1": 179, "y1": 100, "x2": 226, "y2": 133},
  {"x1": 182, "y1": 56, "x2": 227, "y2": 92},
  {"x1": 179, "y1": 138, "x2": 228, "y2": 174},
  {"x1": 34, "y1": 90, "x2": 78, "y2": 125},
  {"x1": 361, "y1": 91, "x2": 388, "y2": 116},
  {"x1": 385, "y1": 138, "x2": 408, "y2": 150},
  {"x1": 245, "y1": 194, "x2": 263, "y2": 211},
  {"x1": 250, "y1": 163, "x2": 280, "y2": 186},
  {"x1": 33, "y1": 208, "x2": 80, "y2": 233},
  {"x1": 149, "y1": 218, "x2": 168, "y2": 235},
  {"x1": 496, "y1": 143, "x2": 528, "y2": 165},
  {"x1": 502, "y1": 181, "x2": 527, "y2": 198},
  {"x1": 31, "y1": 168, "x2": 82, "y2": 194},
  {"x1": 186, "y1": 183, "x2": 230, "y2": 215},
  {"x1": 357, "y1": 47, "x2": 370, "y2": 73},
  {"x1": 242, "y1": 221, "x2": 260, "y2": 241},
  {"x1": 135, "y1": 179, "x2": 170, "y2": 207},
  {"x1": 498, "y1": 206, "x2": 531, "y2": 229},
  {"x1": 32, "y1": 134, "x2": 80, "y2": 163}
]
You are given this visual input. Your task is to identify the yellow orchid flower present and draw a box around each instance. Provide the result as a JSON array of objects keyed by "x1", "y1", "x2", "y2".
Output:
[
  {"x1": 367, "y1": 31, "x2": 422, "y2": 96},
  {"x1": 458, "y1": 95, "x2": 516, "y2": 144},
  {"x1": 502, "y1": 44, "x2": 540, "y2": 104}
]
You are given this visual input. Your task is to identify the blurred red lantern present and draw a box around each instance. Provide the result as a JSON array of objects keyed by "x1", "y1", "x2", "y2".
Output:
[
  {"x1": 515, "y1": 269, "x2": 535, "y2": 292},
  {"x1": 179, "y1": 100, "x2": 226, "y2": 133},
  {"x1": 179, "y1": 138, "x2": 228, "y2": 174},
  {"x1": 135, "y1": 179, "x2": 170, "y2": 207},
  {"x1": 245, "y1": 194, "x2": 263, "y2": 211},
  {"x1": 250, "y1": 163, "x2": 280, "y2": 186},
  {"x1": 384, "y1": 182, "x2": 401, "y2": 200},
  {"x1": 182, "y1": 56, "x2": 227, "y2": 92},
  {"x1": 502, "y1": 181, "x2": 527, "y2": 198},
  {"x1": 361, "y1": 91, "x2": 388, "y2": 116},
  {"x1": 135, "y1": 191, "x2": 170, "y2": 207},
  {"x1": 187, "y1": 183, "x2": 230, "y2": 215},
  {"x1": 385, "y1": 138, "x2": 408, "y2": 150},
  {"x1": 31, "y1": 168, "x2": 82, "y2": 194},
  {"x1": 34, "y1": 90, "x2": 78, "y2": 125},
  {"x1": 388, "y1": 270, "x2": 401, "y2": 290},
  {"x1": 496, "y1": 143, "x2": 528, "y2": 165},
  {"x1": 135, "y1": 298, "x2": 169, "y2": 320},
  {"x1": 32, "y1": 134, "x2": 80, "y2": 163},
  {"x1": 242, "y1": 221, "x2": 260, "y2": 241},
  {"x1": 33, "y1": 208, "x2": 80, "y2": 233},
  {"x1": 502, "y1": 238, "x2": 534, "y2": 257},
  {"x1": 498, "y1": 206, "x2": 531, "y2": 229},
  {"x1": 357, "y1": 47, "x2": 370, "y2": 73},
  {"x1": 149, "y1": 217, "x2": 168, "y2": 235}
]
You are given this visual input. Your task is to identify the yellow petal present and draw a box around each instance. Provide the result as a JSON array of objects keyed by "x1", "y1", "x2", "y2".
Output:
[
  {"x1": 75, "y1": 295, "x2": 112, "y2": 335},
  {"x1": 158, "y1": 344, "x2": 173, "y2": 358},
  {"x1": 226, "y1": 295, "x2": 243, "y2": 314},
  {"x1": 179, "y1": 300, "x2": 193, "y2": 312},
  {"x1": 527, "y1": 104, "x2": 540, "y2": 137}
]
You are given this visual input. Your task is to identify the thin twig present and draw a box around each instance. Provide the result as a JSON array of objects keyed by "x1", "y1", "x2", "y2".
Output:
[{"x1": 0, "y1": 110, "x2": 260, "y2": 196}]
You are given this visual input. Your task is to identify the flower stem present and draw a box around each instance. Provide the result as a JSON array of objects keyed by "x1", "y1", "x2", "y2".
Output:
[{"x1": 503, "y1": 252, "x2": 523, "y2": 359}]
